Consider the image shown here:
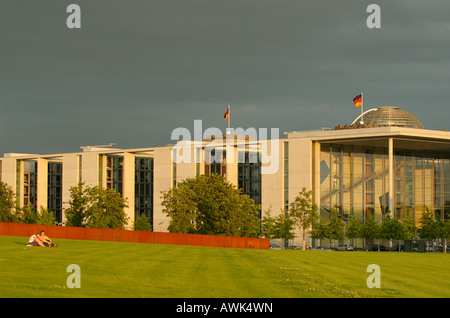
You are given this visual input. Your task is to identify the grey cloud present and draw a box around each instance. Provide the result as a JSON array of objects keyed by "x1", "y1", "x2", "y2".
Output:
[{"x1": 1, "y1": 0, "x2": 450, "y2": 155}]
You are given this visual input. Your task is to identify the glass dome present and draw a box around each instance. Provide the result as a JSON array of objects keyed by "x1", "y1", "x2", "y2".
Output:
[{"x1": 351, "y1": 106, "x2": 424, "y2": 129}]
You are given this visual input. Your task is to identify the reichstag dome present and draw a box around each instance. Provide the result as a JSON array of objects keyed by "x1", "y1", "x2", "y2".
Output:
[{"x1": 351, "y1": 106, "x2": 424, "y2": 129}]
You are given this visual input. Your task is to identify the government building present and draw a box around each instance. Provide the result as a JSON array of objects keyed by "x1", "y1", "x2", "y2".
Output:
[{"x1": 1, "y1": 106, "x2": 450, "y2": 247}]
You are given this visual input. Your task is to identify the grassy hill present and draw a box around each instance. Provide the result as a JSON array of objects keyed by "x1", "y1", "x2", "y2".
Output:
[{"x1": 0, "y1": 235, "x2": 448, "y2": 298}]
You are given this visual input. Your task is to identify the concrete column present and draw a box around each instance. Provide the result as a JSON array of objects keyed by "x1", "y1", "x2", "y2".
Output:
[
  {"x1": 123, "y1": 152, "x2": 135, "y2": 228},
  {"x1": 81, "y1": 152, "x2": 99, "y2": 187},
  {"x1": 313, "y1": 141, "x2": 321, "y2": 212},
  {"x1": 175, "y1": 143, "x2": 196, "y2": 183},
  {"x1": 287, "y1": 138, "x2": 313, "y2": 247},
  {"x1": 388, "y1": 138, "x2": 394, "y2": 217},
  {"x1": 261, "y1": 139, "x2": 284, "y2": 215},
  {"x1": 36, "y1": 158, "x2": 48, "y2": 210},
  {"x1": 225, "y1": 144, "x2": 238, "y2": 186},
  {"x1": 1, "y1": 158, "x2": 17, "y2": 196},
  {"x1": 288, "y1": 139, "x2": 312, "y2": 201},
  {"x1": 153, "y1": 147, "x2": 173, "y2": 232}
]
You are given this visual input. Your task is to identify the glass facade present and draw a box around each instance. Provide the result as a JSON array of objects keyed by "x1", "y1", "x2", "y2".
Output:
[
  {"x1": 24, "y1": 160, "x2": 37, "y2": 211},
  {"x1": 204, "y1": 148, "x2": 262, "y2": 207},
  {"x1": 204, "y1": 148, "x2": 227, "y2": 177},
  {"x1": 283, "y1": 142, "x2": 289, "y2": 212},
  {"x1": 321, "y1": 144, "x2": 388, "y2": 226},
  {"x1": 320, "y1": 142, "x2": 450, "y2": 228},
  {"x1": 48, "y1": 161, "x2": 62, "y2": 223},
  {"x1": 135, "y1": 157, "x2": 154, "y2": 225},
  {"x1": 106, "y1": 155, "x2": 123, "y2": 195},
  {"x1": 238, "y1": 151, "x2": 261, "y2": 206}
]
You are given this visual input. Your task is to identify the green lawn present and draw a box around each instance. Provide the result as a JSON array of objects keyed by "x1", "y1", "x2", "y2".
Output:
[{"x1": 0, "y1": 235, "x2": 448, "y2": 298}]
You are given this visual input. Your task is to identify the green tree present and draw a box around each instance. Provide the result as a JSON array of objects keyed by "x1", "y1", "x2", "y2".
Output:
[
  {"x1": 289, "y1": 187, "x2": 318, "y2": 250},
  {"x1": 346, "y1": 216, "x2": 362, "y2": 241},
  {"x1": 360, "y1": 213, "x2": 381, "y2": 251},
  {"x1": 64, "y1": 183, "x2": 129, "y2": 229},
  {"x1": 133, "y1": 213, "x2": 152, "y2": 231},
  {"x1": 84, "y1": 186, "x2": 129, "y2": 229},
  {"x1": 36, "y1": 207, "x2": 57, "y2": 225},
  {"x1": 15, "y1": 203, "x2": 56, "y2": 225},
  {"x1": 161, "y1": 174, "x2": 260, "y2": 237},
  {"x1": 274, "y1": 211, "x2": 296, "y2": 243},
  {"x1": 442, "y1": 221, "x2": 450, "y2": 253},
  {"x1": 261, "y1": 208, "x2": 295, "y2": 243},
  {"x1": 311, "y1": 217, "x2": 328, "y2": 244},
  {"x1": 326, "y1": 211, "x2": 345, "y2": 248},
  {"x1": 380, "y1": 214, "x2": 405, "y2": 250},
  {"x1": 261, "y1": 208, "x2": 277, "y2": 239},
  {"x1": 400, "y1": 212, "x2": 417, "y2": 241},
  {"x1": 417, "y1": 208, "x2": 442, "y2": 249},
  {"x1": 19, "y1": 203, "x2": 38, "y2": 224},
  {"x1": 64, "y1": 183, "x2": 89, "y2": 227},
  {"x1": 0, "y1": 181, "x2": 18, "y2": 222}
]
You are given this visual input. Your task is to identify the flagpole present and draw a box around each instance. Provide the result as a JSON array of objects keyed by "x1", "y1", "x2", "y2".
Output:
[
  {"x1": 227, "y1": 104, "x2": 231, "y2": 134},
  {"x1": 360, "y1": 92, "x2": 364, "y2": 125}
]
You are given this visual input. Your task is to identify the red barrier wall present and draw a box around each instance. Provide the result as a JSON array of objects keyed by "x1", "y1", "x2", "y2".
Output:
[
  {"x1": 0, "y1": 222, "x2": 269, "y2": 249},
  {"x1": 137, "y1": 231, "x2": 153, "y2": 244}
]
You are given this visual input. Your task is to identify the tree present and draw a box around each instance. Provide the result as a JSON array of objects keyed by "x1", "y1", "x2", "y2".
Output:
[
  {"x1": 84, "y1": 186, "x2": 129, "y2": 229},
  {"x1": 161, "y1": 182, "x2": 197, "y2": 234},
  {"x1": 380, "y1": 214, "x2": 405, "y2": 250},
  {"x1": 442, "y1": 221, "x2": 450, "y2": 253},
  {"x1": 18, "y1": 203, "x2": 38, "y2": 224},
  {"x1": 261, "y1": 208, "x2": 295, "y2": 248},
  {"x1": 64, "y1": 183, "x2": 89, "y2": 227},
  {"x1": 289, "y1": 188, "x2": 318, "y2": 250},
  {"x1": 360, "y1": 213, "x2": 381, "y2": 251},
  {"x1": 36, "y1": 207, "x2": 57, "y2": 225},
  {"x1": 417, "y1": 208, "x2": 442, "y2": 249},
  {"x1": 0, "y1": 182, "x2": 18, "y2": 223},
  {"x1": 274, "y1": 211, "x2": 296, "y2": 244},
  {"x1": 346, "y1": 216, "x2": 362, "y2": 241},
  {"x1": 326, "y1": 211, "x2": 345, "y2": 249},
  {"x1": 161, "y1": 174, "x2": 261, "y2": 237},
  {"x1": 133, "y1": 213, "x2": 152, "y2": 231},
  {"x1": 399, "y1": 212, "x2": 417, "y2": 241},
  {"x1": 64, "y1": 183, "x2": 129, "y2": 229},
  {"x1": 311, "y1": 217, "x2": 328, "y2": 244},
  {"x1": 261, "y1": 208, "x2": 277, "y2": 239},
  {"x1": 15, "y1": 203, "x2": 56, "y2": 225}
]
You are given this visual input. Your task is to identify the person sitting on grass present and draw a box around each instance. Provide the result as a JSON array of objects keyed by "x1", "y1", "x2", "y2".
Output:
[
  {"x1": 39, "y1": 230, "x2": 57, "y2": 247},
  {"x1": 27, "y1": 233, "x2": 45, "y2": 247}
]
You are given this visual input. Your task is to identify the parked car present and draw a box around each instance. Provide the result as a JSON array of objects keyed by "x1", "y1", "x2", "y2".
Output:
[
  {"x1": 392, "y1": 245, "x2": 405, "y2": 252},
  {"x1": 437, "y1": 243, "x2": 450, "y2": 253},
  {"x1": 370, "y1": 245, "x2": 387, "y2": 251},
  {"x1": 312, "y1": 246, "x2": 333, "y2": 251},
  {"x1": 336, "y1": 244, "x2": 354, "y2": 251}
]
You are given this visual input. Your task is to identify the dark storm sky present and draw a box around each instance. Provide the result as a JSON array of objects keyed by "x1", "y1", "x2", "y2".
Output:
[{"x1": 1, "y1": 0, "x2": 450, "y2": 155}]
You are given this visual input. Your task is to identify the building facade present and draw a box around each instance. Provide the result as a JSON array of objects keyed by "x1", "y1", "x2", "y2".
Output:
[{"x1": 1, "y1": 107, "x2": 450, "y2": 247}]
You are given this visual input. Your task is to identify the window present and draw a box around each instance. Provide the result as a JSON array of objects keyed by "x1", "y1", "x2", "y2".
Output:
[
  {"x1": 48, "y1": 161, "x2": 62, "y2": 223},
  {"x1": 135, "y1": 157, "x2": 154, "y2": 227}
]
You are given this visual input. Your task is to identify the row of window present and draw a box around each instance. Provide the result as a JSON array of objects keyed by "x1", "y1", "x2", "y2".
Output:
[{"x1": 8, "y1": 150, "x2": 264, "y2": 226}]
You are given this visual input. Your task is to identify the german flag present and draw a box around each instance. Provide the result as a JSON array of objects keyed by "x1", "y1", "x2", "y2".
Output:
[
  {"x1": 224, "y1": 106, "x2": 229, "y2": 121},
  {"x1": 353, "y1": 94, "x2": 362, "y2": 107}
]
